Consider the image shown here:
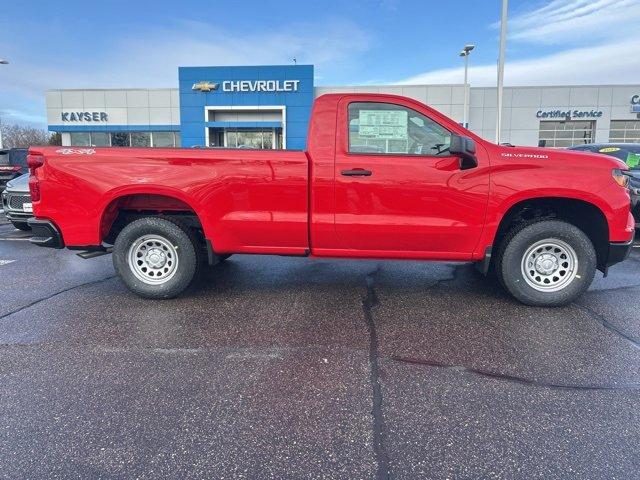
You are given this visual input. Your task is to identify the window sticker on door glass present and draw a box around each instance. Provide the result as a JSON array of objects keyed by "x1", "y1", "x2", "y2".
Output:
[
  {"x1": 358, "y1": 110, "x2": 408, "y2": 140},
  {"x1": 626, "y1": 152, "x2": 640, "y2": 168}
]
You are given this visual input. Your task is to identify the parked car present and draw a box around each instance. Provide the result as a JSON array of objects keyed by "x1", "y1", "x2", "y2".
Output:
[
  {"x1": 568, "y1": 143, "x2": 640, "y2": 227},
  {"x1": 27, "y1": 94, "x2": 634, "y2": 306},
  {"x1": 1, "y1": 173, "x2": 32, "y2": 230},
  {"x1": 0, "y1": 148, "x2": 28, "y2": 193}
]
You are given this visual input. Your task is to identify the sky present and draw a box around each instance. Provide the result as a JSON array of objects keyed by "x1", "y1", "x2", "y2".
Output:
[{"x1": 1, "y1": 0, "x2": 639, "y2": 128}]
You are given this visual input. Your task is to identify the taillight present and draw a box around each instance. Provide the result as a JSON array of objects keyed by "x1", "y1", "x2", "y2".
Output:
[
  {"x1": 27, "y1": 154, "x2": 44, "y2": 202},
  {"x1": 28, "y1": 176, "x2": 40, "y2": 202},
  {"x1": 27, "y1": 154, "x2": 44, "y2": 172},
  {"x1": 0, "y1": 165, "x2": 21, "y2": 172}
]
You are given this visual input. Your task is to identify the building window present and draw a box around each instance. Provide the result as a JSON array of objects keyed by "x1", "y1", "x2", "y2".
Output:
[
  {"x1": 70, "y1": 132, "x2": 91, "y2": 146},
  {"x1": 66, "y1": 131, "x2": 179, "y2": 148},
  {"x1": 111, "y1": 132, "x2": 130, "y2": 147},
  {"x1": 538, "y1": 121, "x2": 594, "y2": 148},
  {"x1": 131, "y1": 132, "x2": 151, "y2": 147},
  {"x1": 90, "y1": 132, "x2": 110, "y2": 147},
  {"x1": 152, "y1": 132, "x2": 175, "y2": 147},
  {"x1": 609, "y1": 120, "x2": 640, "y2": 143}
]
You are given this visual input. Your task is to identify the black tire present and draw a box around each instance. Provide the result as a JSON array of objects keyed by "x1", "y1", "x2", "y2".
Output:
[
  {"x1": 112, "y1": 217, "x2": 202, "y2": 299},
  {"x1": 496, "y1": 220, "x2": 596, "y2": 307},
  {"x1": 217, "y1": 254, "x2": 232, "y2": 261},
  {"x1": 11, "y1": 221, "x2": 31, "y2": 231}
]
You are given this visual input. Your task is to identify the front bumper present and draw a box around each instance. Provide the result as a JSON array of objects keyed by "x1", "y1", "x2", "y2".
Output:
[
  {"x1": 5, "y1": 210, "x2": 32, "y2": 224},
  {"x1": 604, "y1": 237, "x2": 634, "y2": 271},
  {"x1": 27, "y1": 218, "x2": 64, "y2": 249},
  {"x1": 632, "y1": 189, "x2": 640, "y2": 227}
]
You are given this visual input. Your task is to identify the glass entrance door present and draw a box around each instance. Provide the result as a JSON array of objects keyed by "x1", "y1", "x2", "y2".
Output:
[{"x1": 224, "y1": 128, "x2": 279, "y2": 149}]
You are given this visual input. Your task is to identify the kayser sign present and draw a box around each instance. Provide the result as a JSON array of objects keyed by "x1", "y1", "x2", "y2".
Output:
[{"x1": 61, "y1": 111, "x2": 108, "y2": 122}]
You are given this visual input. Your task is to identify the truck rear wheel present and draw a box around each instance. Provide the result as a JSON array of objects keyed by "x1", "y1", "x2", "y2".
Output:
[
  {"x1": 113, "y1": 217, "x2": 201, "y2": 299},
  {"x1": 497, "y1": 220, "x2": 596, "y2": 307}
]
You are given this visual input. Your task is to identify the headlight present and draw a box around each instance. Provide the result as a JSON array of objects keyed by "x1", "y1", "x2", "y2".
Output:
[{"x1": 612, "y1": 169, "x2": 630, "y2": 188}]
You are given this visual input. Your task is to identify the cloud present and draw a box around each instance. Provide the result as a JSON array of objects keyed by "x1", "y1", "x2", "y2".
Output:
[
  {"x1": 400, "y1": 0, "x2": 640, "y2": 87},
  {"x1": 504, "y1": 0, "x2": 640, "y2": 44},
  {"x1": 0, "y1": 18, "x2": 370, "y2": 126},
  {"x1": 398, "y1": 38, "x2": 640, "y2": 86}
]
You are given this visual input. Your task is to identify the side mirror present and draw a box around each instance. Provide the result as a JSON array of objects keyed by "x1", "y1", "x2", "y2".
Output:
[{"x1": 449, "y1": 134, "x2": 478, "y2": 170}]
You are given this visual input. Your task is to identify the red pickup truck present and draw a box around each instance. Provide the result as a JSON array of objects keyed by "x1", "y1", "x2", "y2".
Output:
[{"x1": 27, "y1": 94, "x2": 635, "y2": 306}]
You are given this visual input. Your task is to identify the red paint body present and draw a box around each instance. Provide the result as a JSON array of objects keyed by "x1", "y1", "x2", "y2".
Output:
[{"x1": 29, "y1": 94, "x2": 634, "y2": 260}]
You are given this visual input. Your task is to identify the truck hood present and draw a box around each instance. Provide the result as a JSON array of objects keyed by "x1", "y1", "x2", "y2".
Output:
[
  {"x1": 495, "y1": 145, "x2": 628, "y2": 170},
  {"x1": 4, "y1": 172, "x2": 30, "y2": 192}
]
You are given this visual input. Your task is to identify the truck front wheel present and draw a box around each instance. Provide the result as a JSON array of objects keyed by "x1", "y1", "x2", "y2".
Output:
[
  {"x1": 497, "y1": 220, "x2": 596, "y2": 307},
  {"x1": 113, "y1": 217, "x2": 201, "y2": 299}
]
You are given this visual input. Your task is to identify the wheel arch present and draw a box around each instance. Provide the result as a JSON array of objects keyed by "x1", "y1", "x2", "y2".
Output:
[
  {"x1": 98, "y1": 187, "x2": 208, "y2": 245},
  {"x1": 491, "y1": 196, "x2": 609, "y2": 271}
]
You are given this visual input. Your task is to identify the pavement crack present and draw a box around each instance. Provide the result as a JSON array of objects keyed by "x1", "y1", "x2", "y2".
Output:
[
  {"x1": 362, "y1": 266, "x2": 391, "y2": 480},
  {"x1": 390, "y1": 355, "x2": 640, "y2": 391},
  {"x1": 572, "y1": 302, "x2": 640, "y2": 350},
  {"x1": 0, "y1": 275, "x2": 117, "y2": 321}
]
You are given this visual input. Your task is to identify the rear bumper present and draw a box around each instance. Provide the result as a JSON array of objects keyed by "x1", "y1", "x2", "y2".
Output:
[{"x1": 27, "y1": 218, "x2": 64, "y2": 249}]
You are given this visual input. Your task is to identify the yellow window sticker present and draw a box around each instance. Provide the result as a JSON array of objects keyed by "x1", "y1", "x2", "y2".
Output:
[{"x1": 599, "y1": 147, "x2": 620, "y2": 153}]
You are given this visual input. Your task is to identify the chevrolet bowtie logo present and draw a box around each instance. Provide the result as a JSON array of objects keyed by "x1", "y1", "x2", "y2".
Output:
[{"x1": 192, "y1": 81, "x2": 219, "y2": 92}]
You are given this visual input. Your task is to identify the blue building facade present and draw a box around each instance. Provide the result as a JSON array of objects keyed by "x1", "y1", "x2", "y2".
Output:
[
  {"x1": 178, "y1": 65, "x2": 314, "y2": 149},
  {"x1": 45, "y1": 64, "x2": 314, "y2": 150}
]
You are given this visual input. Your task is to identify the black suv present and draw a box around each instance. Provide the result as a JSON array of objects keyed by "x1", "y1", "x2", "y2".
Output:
[
  {"x1": 0, "y1": 148, "x2": 28, "y2": 193},
  {"x1": 568, "y1": 143, "x2": 640, "y2": 227}
]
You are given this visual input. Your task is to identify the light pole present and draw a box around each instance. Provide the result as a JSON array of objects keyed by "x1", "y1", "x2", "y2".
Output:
[
  {"x1": 0, "y1": 58, "x2": 7, "y2": 149},
  {"x1": 496, "y1": 0, "x2": 508, "y2": 143},
  {"x1": 459, "y1": 44, "x2": 475, "y2": 129}
]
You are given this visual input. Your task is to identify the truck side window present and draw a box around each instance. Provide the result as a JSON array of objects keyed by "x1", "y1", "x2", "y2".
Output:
[{"x1": 348, "y1": 102, "x2": 451, "y2": 155}]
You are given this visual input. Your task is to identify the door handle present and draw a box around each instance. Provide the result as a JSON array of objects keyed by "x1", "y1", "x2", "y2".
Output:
[{"x1": 341, "y1": 168, "x2": 372, "y2": 177}]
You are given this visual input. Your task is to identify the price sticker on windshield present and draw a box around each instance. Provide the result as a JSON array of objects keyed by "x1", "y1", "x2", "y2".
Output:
[
  {"x1": 358, "y1": 110, "x2": 408, "y2": 140},
  {"x1": 626, "y1": 153, "x2": 640, "y2": 168}
]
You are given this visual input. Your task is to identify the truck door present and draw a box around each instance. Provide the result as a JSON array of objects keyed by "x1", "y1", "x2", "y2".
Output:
[{"x1": 333, "y1": 98, "x2": 490, "y2": 258}]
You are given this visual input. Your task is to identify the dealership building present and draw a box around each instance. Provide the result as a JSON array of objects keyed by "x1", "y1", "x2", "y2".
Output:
[{"x1": 45, "y1": 64, "x2": 640, "y2": 149}]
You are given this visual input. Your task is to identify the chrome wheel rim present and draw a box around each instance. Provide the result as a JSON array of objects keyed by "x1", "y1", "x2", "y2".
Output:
[
  {"x1": 127, "y1": 235, "x2": 179, "y2": 285},
  {"x1": 521, "y1": 239, "x2": 578, "y2": 292}
]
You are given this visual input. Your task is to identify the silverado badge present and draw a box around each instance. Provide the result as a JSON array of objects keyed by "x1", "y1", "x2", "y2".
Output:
[{"x1": 192, "y1": 81, "x2": 219, "y2": 92}]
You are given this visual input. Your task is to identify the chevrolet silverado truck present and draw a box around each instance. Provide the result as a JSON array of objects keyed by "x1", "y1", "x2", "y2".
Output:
[{"x1": 26, "y1": 94, "x2": 635, "y2": 306}]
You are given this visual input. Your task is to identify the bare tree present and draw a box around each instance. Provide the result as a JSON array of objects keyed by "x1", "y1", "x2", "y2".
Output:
[
  {"x1": 0, "y1": 124, "x2": 52, "y2": 148},
  {"x1": 49, "y1": 132, "x2": 62, "y2": 146}
]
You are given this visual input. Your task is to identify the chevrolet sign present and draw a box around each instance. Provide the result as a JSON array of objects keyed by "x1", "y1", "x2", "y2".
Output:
[{"x1": 192, "y1": 81, "x2": 219, "y2": 92}]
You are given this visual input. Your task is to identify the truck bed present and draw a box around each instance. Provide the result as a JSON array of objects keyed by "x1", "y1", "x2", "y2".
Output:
[{"x1": 30, "y1": 146, "x2": 310, "y2": 254}]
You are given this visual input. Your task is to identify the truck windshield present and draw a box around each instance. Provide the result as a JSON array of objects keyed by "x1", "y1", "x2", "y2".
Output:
[
  {"x1": 9, "y1": 149, "x2": 28, "y2": 169},
  {"x1": 596, "y1": 145, "x2": 640, "y2": 169}
]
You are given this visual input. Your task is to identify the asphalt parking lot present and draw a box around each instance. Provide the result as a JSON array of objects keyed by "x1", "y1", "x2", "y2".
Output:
[{"x1": 0, "y1": 213, "x2": 639, "y2": 480}]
